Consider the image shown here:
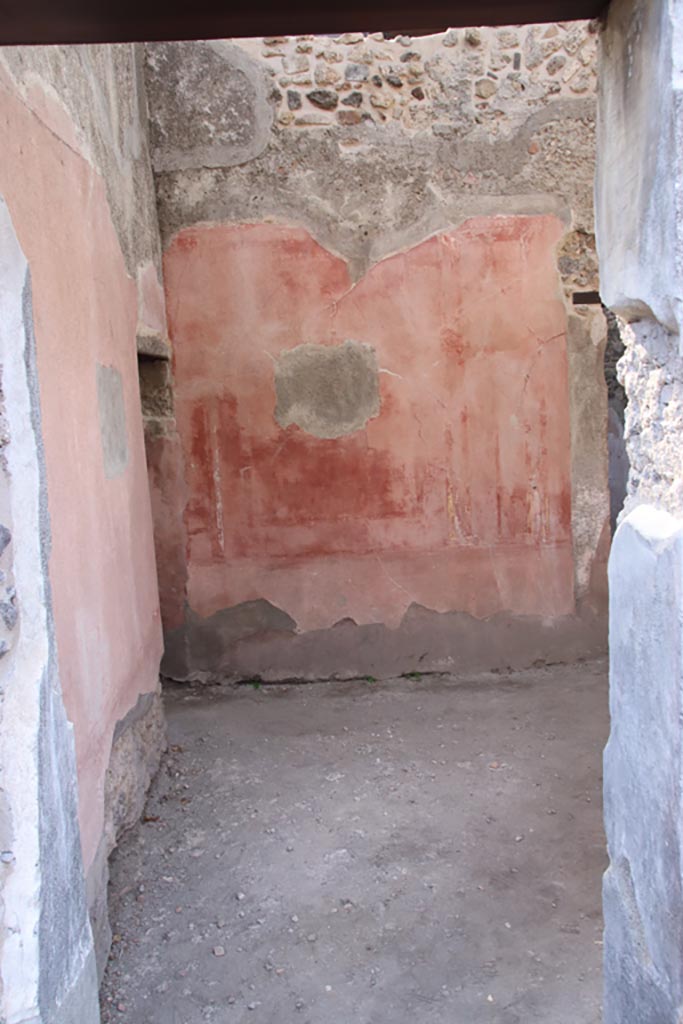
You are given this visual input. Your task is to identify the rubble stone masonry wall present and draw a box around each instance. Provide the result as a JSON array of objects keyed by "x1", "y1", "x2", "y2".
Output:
[{"x1": 241, "y1": 24, "x2": 597, "y2": 133}]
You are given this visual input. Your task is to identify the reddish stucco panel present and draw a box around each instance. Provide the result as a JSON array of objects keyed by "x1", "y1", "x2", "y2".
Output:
[
  {"x1": 0, "y1": 72, "x2": 162, "y2": 869},
  {"x1": 164, "y1": 217, "x2": 573, "y2": 633}
]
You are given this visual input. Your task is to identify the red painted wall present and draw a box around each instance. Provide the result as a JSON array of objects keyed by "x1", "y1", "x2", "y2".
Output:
[
  {"x1": 163, "y1": 215, "x2": 574, "y2": 639},
  {"x1": 0, "y1": 68, "x2": 163, "y2": 870}
]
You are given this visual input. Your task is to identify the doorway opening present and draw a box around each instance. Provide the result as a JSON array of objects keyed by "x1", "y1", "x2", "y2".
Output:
[{"x1": 101, "y1": 21, "x2": 611, "y2": 1023}]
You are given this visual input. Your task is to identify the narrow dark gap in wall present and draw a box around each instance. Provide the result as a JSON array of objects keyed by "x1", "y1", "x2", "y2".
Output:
[
  {"x1": 572, "y1": 290, "x2": 601, "y2": 304},
  {"x1": 137, "y1": 351, "x2": 174, "y2": 427},
  {"x1": 602, "y1": 307, "x2": 629, "y2": 534}
]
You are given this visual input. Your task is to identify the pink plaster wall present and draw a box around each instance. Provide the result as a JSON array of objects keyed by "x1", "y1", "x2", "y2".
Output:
[
  {"x1": 0, "y1": 70, "x2": 163, "y2": 870},
  {"x1": 163, "y1": 216, "x2": 574, "y2": 641}
]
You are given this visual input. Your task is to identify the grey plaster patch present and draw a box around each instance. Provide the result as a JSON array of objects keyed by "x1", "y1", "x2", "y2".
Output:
[
  {"x1": 162, "y1": 599, "x2": 296, "y2": 679},
  {"x1": 39, "y1": 655, "x2": 100, "y2": 1023},
  {"x1": 24, "y1": 273, "x2": 99, "y2": 1023},
  {"x1": 96, "y1": 364, "x2": 128, "y2": 479},
  {"x1": 153, "y1": 94, "x2": 594, "y2": 281},
  {"x1": 47, "y1": 945, "x2": 99, "y2": 1024},
  {"x1": 603, "y1": 861, "x2": 677, "y2": 1024},
  {"x1": 86, "y1": 836, "x2": 112, "y2": 989},
  {"x1": 274, "y1": 340, "x2": 380, "y2": 439},
  {"x1": 144, "y1": 42, "x2": 274, "y2": 173},
  {"x1": 0, "y1": 383, "x2": 17, "y2": 668},
  {"x1": 162, "y1": 599, "x2": 605, "y2": 685}
]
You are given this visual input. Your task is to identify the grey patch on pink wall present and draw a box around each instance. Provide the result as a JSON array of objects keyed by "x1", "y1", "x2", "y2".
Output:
[
  {"x1": 97, "y1": 364, "x2": 128, "y2": 478},
  {"x1": 274, "y1": 339, "x2": 380, "y2": 440},
  {"x1": 145, "y1": 41, "x2": 273, "y2": 173}
]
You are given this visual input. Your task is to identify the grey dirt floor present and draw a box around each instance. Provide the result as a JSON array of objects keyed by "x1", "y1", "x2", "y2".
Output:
[{"x1": 101, "y1": 659, "x2": 608, "y2": 1024}]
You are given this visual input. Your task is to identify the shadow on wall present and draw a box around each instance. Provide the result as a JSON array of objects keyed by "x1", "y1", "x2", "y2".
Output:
[{"x1": 604, "y1": 308, "x2": 629, "y2": 534}]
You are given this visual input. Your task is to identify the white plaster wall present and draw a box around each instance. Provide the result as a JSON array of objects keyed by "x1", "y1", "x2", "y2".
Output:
[
  {"x1": 597, "y1": 2, "x2": 683, "y2": 1019},
  {"x1": 0, "y1": 193, "x2": 41, "y2": 1024},
  {"x1": 0, "y1": 197, "x2": 99, "y2": 1023},
  {"x1": 604, "y1": 506, "x2": 683, "y2": 1022},
  {"x1": 597, "y1": 0, "x2": 683, "y2": 336}
]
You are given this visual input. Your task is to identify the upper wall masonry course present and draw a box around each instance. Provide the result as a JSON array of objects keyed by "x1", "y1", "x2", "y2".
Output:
[
  {"x1": 235, "y1": 24, "x2": 598, "y2": 135},
  {"x1": 146, "y1": 25, "x2": 599, "y2": 284}
]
